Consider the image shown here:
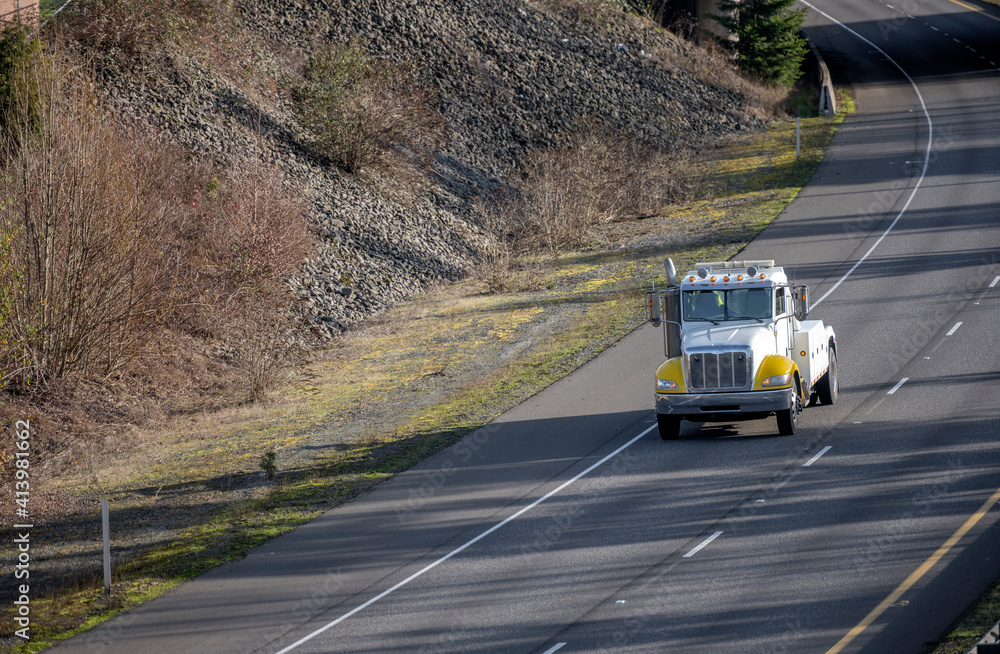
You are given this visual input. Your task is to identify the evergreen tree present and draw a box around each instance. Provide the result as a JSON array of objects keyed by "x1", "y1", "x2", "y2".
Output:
[{"x1": 712, "y1": 0, "x2": 808, "y2": 86}]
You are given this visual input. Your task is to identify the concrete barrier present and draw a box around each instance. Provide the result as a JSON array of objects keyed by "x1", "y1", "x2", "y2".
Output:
[{"x1": 969, "y1": 617, "x2": 1000, "y2": 654}]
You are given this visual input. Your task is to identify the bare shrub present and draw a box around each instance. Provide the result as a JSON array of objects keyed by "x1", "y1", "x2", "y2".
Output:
[
  {"x1": 0, "y1": 45, "x2": 313, "y2": 396},
  {"x1": 472, "y1": 189, "x2": 526, "y2": 292},
  {"x1": 516, "y1": 130, "x2": 698, "y2": 250},
  {"x1": 214, "y1": 163, "x2": 311, "y2": 295},
  {"x1": 293, "y1": 40, "x2": 448, "y2": 187},
  {"x1": 60, "y1": 0, "x2": 226, "y2": 69},
  {"x1": 0, "y1": 53, "x2": 185, "y2": 389},
  {"x1": 207, "y1": 163, "x2": 311, "y2": 402},
  {"x1": 235, "y1": 309, "x2": 301, "y2": 403}
]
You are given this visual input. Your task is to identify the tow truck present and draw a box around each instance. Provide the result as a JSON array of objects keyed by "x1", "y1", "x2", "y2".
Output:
[{"x1": 646, "y1": 259, "x2": 838, "y2": 440}]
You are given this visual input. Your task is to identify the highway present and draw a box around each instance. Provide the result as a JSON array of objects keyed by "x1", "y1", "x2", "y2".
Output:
[{"x1": 52, "y1": 0, "x2": 1000, "y2": 652}]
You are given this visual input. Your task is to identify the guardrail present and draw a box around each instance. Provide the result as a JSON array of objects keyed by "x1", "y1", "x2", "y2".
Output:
[
  {"x1": 809, "y1": 41, "x2": 837, "y2": 116},
  {"x1": 969, "y1": 618, "x2": 1000, "y2": 654}
]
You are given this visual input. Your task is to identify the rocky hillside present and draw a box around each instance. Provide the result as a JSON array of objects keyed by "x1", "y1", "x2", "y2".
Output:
[{"x1": 98, "y1": 0, "x2": 764, "y2": 339}]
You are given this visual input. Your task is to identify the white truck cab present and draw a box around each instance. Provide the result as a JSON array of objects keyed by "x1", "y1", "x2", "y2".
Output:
[{"x1": 646, "y1": 259, "x2": 838, "y2": 440}]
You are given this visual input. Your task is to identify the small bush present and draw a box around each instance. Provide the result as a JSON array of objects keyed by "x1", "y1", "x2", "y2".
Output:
[
  {"x1": 61, "y1": 0, "x2": 224, "y2": 69},
  {"x1": 472, "y1": 190, "x2": 524, "y2": 292},
  {"x1": 258, "y1": 450, "x2": 276, "y2": 480},
  {"x1": 293, "y1": 40, "x2": 448, "y2": 181},
  {"x1": 217, "y1": 164, "x2": 311, "y2": 293}
]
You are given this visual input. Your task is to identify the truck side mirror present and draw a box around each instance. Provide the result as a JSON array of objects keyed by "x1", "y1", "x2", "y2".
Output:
[{"x1": 793, "y1": 285, "x2": 809, "y2": 319}]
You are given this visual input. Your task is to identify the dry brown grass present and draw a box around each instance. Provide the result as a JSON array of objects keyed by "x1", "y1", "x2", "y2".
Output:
[{"x1": 514, "y1": 130, "x2": 700, "y2": 251}]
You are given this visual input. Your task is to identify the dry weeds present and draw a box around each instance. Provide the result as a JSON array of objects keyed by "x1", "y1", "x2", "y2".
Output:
[
  {"x1": 0, "y1": 37, "x2": 314, "y2": 514},
  {"x1": 476, "y1": 129, "x2": 701, "y2": 257}
]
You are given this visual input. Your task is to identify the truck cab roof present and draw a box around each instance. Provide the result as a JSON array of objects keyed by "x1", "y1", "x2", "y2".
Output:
[{"x1": 680, "y1": 259, "x2": 788, "y2": 291}]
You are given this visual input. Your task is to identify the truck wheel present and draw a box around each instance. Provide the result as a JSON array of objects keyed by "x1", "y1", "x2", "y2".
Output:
[
  {"x1": 777, "y1": 382, "x2": 800, "y2": 435},
  {"x1": 817, "y1": 350, "x2": 838, "y2": 405},
  {"x1": 657, "y1": 414, "x2": 681, "y2": 440}
]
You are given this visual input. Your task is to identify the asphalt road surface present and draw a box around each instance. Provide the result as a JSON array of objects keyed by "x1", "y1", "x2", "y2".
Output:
[{"x1": 52, "y1": 0, "x2": 1000, "y2": 652}]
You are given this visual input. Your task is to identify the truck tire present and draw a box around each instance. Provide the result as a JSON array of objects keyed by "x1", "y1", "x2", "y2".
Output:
[
  {"x1": 777, "y1": 381, "x2": 799, "y2": 435},
  {"x1": 657, "y1": 414, "x2": 681, "y2": 440},
  {"x1": 817, "y1": 349, "x2": 838, "y2": 405}
]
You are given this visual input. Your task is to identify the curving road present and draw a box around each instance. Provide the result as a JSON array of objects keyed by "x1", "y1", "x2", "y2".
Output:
[{"x1": 52, "y1": 1, "x2": 1000, "y2": 652}]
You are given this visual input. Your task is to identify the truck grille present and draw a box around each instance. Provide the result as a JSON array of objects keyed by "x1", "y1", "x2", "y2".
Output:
[{"x1": 689, "y1": 352, "x2": 750, "y2": 390}]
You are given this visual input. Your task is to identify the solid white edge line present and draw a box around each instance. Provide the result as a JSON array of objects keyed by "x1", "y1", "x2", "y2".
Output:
[
  {"x1": 683, "y1": 531, "x2": 724, "y2": 558},
  {"x1": 273, "y1": 424, "x2": 658, "y2": 654},
  {"x1": 887, "y1": 378, "x2": 909, "y2": 395},
  {"x1": 543, "y1": 644, "x2": 568, "y2": 654},
  {"x1": 799, "y1": 0, "x2": 933, "y2": 310},
  {"x1": 946, "y1": 322, "x2": 963, "y2": 336},
  {"x1": 803, "y1": 445, "x2": 833, "y2": 467},
  {"x1": 989, "y1": 275, "x2": 1000, "y2": 288}
]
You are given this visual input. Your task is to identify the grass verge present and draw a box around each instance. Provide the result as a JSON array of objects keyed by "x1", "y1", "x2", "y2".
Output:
[
  {"x1": 923, "y1": 577, "x2": 1000, "y2": 653},
  {"x1": 2, "y1": 105, "x2": 849, "y2": 652}
]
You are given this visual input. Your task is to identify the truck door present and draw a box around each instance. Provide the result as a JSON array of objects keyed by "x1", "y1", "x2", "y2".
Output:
[{"x1": 774, "y1": 287, "x2": 793, "y2": 356}]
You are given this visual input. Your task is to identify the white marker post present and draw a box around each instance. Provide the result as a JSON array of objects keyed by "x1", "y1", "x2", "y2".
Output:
[
  {"x1": 102, "y1": 500, "x2": 111, "y2": 593},
  {"x1": 796, "y1": 117, "x2": 801, "y2": 160}
]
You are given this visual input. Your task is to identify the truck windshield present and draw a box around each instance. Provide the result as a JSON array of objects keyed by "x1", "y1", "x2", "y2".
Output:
[{"x1": 683, "y1": 288, "x2": 772, "y2": 323}]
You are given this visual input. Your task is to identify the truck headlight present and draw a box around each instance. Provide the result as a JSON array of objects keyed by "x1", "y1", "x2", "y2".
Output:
[
  {"x1": 760, "y1": 373, "x2": 793, "y2": 388},
  {"x1": 656, "y1": 379, "x2": 679, "y2": 391}
]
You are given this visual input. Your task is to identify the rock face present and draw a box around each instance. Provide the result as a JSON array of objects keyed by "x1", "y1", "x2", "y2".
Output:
[{"x1": 98, "y1": 0, "x2": 762, "y2": 339}]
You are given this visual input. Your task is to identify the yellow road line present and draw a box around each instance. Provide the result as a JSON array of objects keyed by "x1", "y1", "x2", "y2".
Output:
[
  {"x1": 825, "y1": 485, "x2": 1000, "y2": 654},
  {"x1": 943, "y1": 0, "x2": 1000, "y2": 23}
]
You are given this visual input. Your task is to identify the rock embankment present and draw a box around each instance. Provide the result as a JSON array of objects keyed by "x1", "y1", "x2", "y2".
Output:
[{"x1": 103, "y1": 0, "x2": 763, "y2": 338}]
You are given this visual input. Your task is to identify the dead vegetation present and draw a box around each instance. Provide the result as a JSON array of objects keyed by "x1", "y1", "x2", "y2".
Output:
[
  {"x1": 293, "y1": 39, "x2": 449, "y2": 200},
  {"x1": 59, "y1": 0, "x2": 229, "y2": 72},
  {"x1": 517, "y1": 130, "x2": 699, "y2": 250},
  {"x1": 0, "y1": 33, "x2": 313, "y2": 492},
  {"x1": 473, "y1": 128, "x2": 702, "y2": 292}
]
